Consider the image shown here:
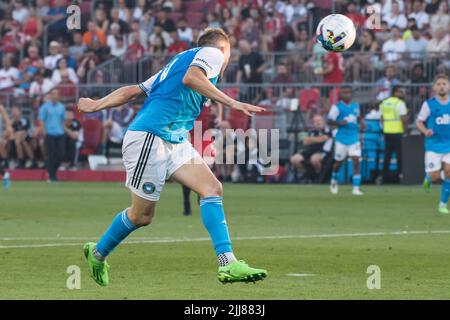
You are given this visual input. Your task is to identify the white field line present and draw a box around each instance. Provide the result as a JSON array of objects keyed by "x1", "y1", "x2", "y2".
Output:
[{"x1": 1, "y1": 230, "x2": 450, "y2": 249}]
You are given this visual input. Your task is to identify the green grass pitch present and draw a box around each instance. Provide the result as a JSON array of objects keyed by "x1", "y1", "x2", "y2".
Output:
[{"x1": 1, "y1": 182, "x2": 450, "y2": 299}]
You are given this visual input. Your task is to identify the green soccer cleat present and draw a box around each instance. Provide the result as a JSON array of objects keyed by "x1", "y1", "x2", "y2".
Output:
[
  {"x1": 83, "y1": 242, "x2": 110, "y2": 286},
  {"x1": 424, "y1": 177, "x2": 431, "y2": 193},
  {"x1": 438, "y1": 204, "x2": 449, "y2": 215},
  {"x1": 218, "y1": 260, "x2": 267, "y2": 284}
]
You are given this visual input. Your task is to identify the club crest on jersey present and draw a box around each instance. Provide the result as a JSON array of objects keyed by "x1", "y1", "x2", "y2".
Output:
[
  {"x1": 436, "y1": 114, "x2": 450, "y2": 125},
  {"x1": 142, "y1": 182, "x2": 156, "y2": 194}
]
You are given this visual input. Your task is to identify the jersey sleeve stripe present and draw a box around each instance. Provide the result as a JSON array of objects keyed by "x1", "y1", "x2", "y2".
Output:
[{"x1": 139, "y1": 83, "x2": 150, "y2": 97}]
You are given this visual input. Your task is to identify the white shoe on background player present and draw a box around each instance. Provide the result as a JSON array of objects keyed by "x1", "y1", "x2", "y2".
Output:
[{"x1": 330, "y1": 180, "x2": 338, "y2": 194}]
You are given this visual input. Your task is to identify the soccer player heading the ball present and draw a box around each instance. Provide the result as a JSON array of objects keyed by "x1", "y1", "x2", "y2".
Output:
[{"x1": 77, "y1": 28, "x2": 267, "y2": 286}]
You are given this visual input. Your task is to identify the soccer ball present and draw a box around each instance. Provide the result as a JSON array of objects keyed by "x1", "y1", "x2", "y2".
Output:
[{"x1": 316, "y1": 14, "x2": 356, "y2": 52}]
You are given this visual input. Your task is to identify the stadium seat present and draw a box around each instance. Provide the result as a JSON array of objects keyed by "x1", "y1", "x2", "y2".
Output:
[
  {"x1": 72, "y1": 104, "x2": 84, "y2": 121},
  {"x1": 185, "y1": 1, "x2": 206, "y2": 12},
  {"x1": 227, "y1": 109, "x2": 249, "y2": 131},
  {"x1": 299, "y1": 88, "x2": 320, "y2": 111},
  {"x1": 79, "y1": 119, "x2": 103, "y2": 157}
]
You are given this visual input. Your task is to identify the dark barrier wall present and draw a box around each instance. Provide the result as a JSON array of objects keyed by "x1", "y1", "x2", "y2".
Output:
[{"x1": 402, "y1": 135, "x2": 425, "y2": 185}]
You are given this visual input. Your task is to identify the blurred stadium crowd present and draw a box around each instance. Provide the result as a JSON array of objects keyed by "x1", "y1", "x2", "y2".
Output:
[{"x1": 0, "y1": 0, "x2": 449, "y2": 183}]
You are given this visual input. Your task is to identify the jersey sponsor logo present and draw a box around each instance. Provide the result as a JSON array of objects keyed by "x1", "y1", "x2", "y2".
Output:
[
  {"x1": 344, "y1": 114, "x2": 357, "y2": 124},
  {"x1": 194, "y1": 57, "x2": 212, "y2": 70},
  {"x1": 436, "y1": 114, "x2": 450, "y2": 125}
]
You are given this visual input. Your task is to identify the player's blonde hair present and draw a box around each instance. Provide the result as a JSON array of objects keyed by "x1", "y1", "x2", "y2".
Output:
[
  {"x1": 434, "y1": 73, "x2": 449, "y2": 83},
  {"x1": 197, "y1": 28, "x2": 229, "y2": 47}
]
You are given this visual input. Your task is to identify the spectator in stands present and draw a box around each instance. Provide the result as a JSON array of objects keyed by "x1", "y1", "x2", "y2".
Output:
[
  {"x1": 117, "y1": 0, "x2": 131, "y2": 23},
  {"x1": 383, "y1": 1, "x2": 407, "y2": 29},
  {"x1": 27, "y1": 45, "x2": 44, "y2": 69},
  {"x1": 83, "y1": 21, "x2": 107, "y2": 48},
  {"x1": 110, "y1": 8, "x2": 129, "y2": 34},
  {"x1": 140, "y1": 9, "x2": 155, "y2": 35},
  {"x1": 405, "y1": 25, "x2": 428, "y2": 60},
  {"x1": 12, "y1": 0, "x2": 29, "y2": 24},
  {"x1": 38, "y1": 88, "x2": 65, "y2": 182},
  {"x1": 236, "y1": 39, "x2": 266, "y2": 104},
  {"x1": 125, "y1": 32, "x2": 145, "y2": 62},
  {"x1": 258, "y1": 87, "x2": 278, "y2": 109},
  {"x1": 35, "y1": 0, "x2": 49, "y2": 19},
  {"x1": 290, "y1": 114, "x2": 332, "y2": 182},
  {"x1": 409, "y1": 0, "x2": 430, "y2": 29},
  {"x1": 0, "y1": 54, "x2": 20, "y2": 92},
  {"x1": 107, "y1": 23, "x2": 122, "y2": 50},
  {"x1": 177, "y1": 17, "x2": 193, "y2": 43},
  {"x1": 346, "y1": 1, "x2": 366, "y2": 28},
  {"x1": 272, "y1": 63, "x2": 295, "y2": 84},
  {"x1": 149, "y1": 23, "x2": 172, "y2": 48},
  {"x1": 156, "y1": 8, "x2": 176, "y2": 33},
  {"x1": 44, "y1": 41, "x2": 62, "y2": 70},
  {"x1": 382, "y1": 26, "x2": 406, "y2": 64},
  {"x1": 167, "y1": 32, "x2": 188, "y2": 54},
  {"x1": 276, "y1": 87, "x2": 298, "y2": 111},
  {"x1": 59, "y1": 42, "x2": 77, "y2": 70},
  {"x1": 63, "y1": 109, "x2": 82, "y2": 169},
  {"x1": 127, "y1": 20, "x2": 148, "y2": 49},
  {"x1": 46, "y1": 0, "x2": 67, "y2": 38},
  {"x1": 347, "y1": 29, "x2": 379, "y2": 82},
  {"x1": 240, "y1": 17, "x2": 262, "y2": 50},
  {"x1": 29, "y1": 70, "x2": 54, "y2": 97},
  {"x1": 375, "y1": 65, "x2": 400, "y2": 101},
  {"x1": 51, "y1": 58, "x2": 78, "y2": 85},
  {"x1": 320, "y1": 51, "x2": 344, "y2": 98},
  {"x1": 0, "y1": 104, "x2": 13, "y2": 169},
  {"x1": 206, "y1": 12, "x2": 221, "y2": 29},
  {"x1": 94, "y1": 8, "x2": 110, "y2": 34},
  {"x1": 148, "y1": 33, "x2": 167, "y2": 74},
  {"x1": 430, "y1": 1, "x2": 449, "y2": 34},
  {"x1": 22, "y1": 6, "x2": 43, "y2": 44},
  {"x1": 402, "y1": 18, "x2": 418, "y2": 41},
  {"x1": 102, "y1": 105, "x2": 134, "y2": 156},
  {"x1": 10, "y1": 105, "x2": 36, "y2": 168},
  {"x1": 0, "y1": 9, "x2": 15, "y2": 36},
  {"x1": 110, "y1": 34, "x2": 127, "y2": 57},
  {"x1": 374, "y1": 20, "x2": 390, "y2": 44},
  {"x1": 68, "y1": 32, "x2": 86, "y2": 62},
  {"x1": 1, "y1": 20, "x2": 26, "y2": 54},
  {"x1": 133, "y1": 0, "x2": 148, "y2": 21},
  {"x1": 76, "y1": 50, "x2": 98, "y2": 83},
  {"x1": 426, "y1": 27, "x2": 449, "y2": 58},
  {"x1": 425, "y1": 0, "x2": 443, "y2": 14},
  {"x1": 408, "y1": 63, "x2": 429, "y2": 102},
  {"x1": 271, "y1": 63, "x2": 295, "y2": 96}
]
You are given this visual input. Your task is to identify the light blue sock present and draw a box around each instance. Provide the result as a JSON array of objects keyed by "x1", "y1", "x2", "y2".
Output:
[
  {"x1": 352, "y1": 174, "x2": 362, "y2": 188},
  {"x1": 441, "y1": 179, "x2": 450, "y2": 205},
  {"x1": 96, "y1": 209, "x2": 138, "y2": 257},
  {"x1": 332, "y1": 171, "x2": 339, "y2": 181},
  {"x1": 200, "y1": 196, "x2": 233, "y2": 255}
]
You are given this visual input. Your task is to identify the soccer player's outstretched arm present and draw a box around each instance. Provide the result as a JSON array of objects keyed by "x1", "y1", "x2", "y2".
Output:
[
  {"x1": 77, "y1": 73, "x2": 160, "y2": 113},
  {"x1": 183, "y1": 66, "x2": 265, "y2": 116}
]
